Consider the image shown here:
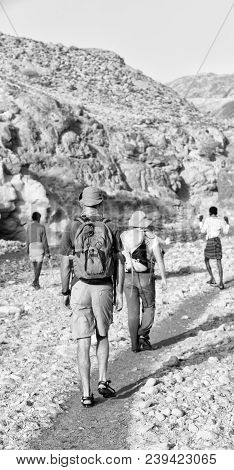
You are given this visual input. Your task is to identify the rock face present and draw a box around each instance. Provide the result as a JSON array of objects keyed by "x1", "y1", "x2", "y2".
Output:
[
  {"x1": 0, "y1": 33, "x2": 230, "y2": 240},
  {"x1": 168, "y1": 73, "x2": 234, "y2": 219},
  {"x1": 0, "y1": 162, "x2": 49, "y2": 241}
]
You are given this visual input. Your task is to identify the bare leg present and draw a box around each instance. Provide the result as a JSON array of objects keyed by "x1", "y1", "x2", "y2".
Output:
[
  {"x1": 96, "y1": 334, "x2": 116, "y2": 397},
  {"x1": 77, "y1": 337, "x2": 91, "y2": 396},
  {"x1": 96, "y1": 335, "x2": 109, "y2": 383},
  {"x1": 205, "y1": 258, "x2": 215, "y2": 283},
  {"x1": 217, "y1": 259, "x2": 224, "y2": 287},
  {"x1": 32, "y1": 261, "x2": 43, "y2": 287}
]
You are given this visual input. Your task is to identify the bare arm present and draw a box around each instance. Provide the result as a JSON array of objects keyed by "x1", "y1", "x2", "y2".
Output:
[
  {"x1": 60, "y1": 255, "x2": 72, "y2": 294},
  {"x1": 152, "y1": 239, "x2": 167, "y2": 286},
  {"x1": 116, "y1": 253, "x2": 125, "y2": 294},
  {"x1": 222, "y1": 217, "x2": 230, "y2": 235},
  {"x1": 60, "y1": 222, "x2": 73, "y2": 298},
  {"x1": 25, "y1": 226, "x2": 30, "y2": 254},
  {"x1": 114, "y1": 253, "x2": 125, "y2": 311},
  {"x1": 41, "y1": 226, "x2": 50, "y2": 255},
  {"x1": 199, "y1": 216, "x2": 207, "y2": 234}
]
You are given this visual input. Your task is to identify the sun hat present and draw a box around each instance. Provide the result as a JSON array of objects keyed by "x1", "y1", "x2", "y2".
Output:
[
  {"x1": 128, "y1": 210, "x2": 152, "y2": 228},
  {"x1": 80, "y1": 186, "x2": 103, "y2": 207}
]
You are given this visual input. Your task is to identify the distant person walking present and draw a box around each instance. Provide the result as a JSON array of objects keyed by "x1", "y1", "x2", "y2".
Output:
[
  {"x1": 121, "y1": 211, "x2": 167, "y2": 352},
  {"x1": 60, "y1": 186, "x2": 124, "y2": 408},
  {"x1": 26, "y1": 212, "x2": 50, "y2": 289},
  {"x1": 199, "y1": 206, "x2": 230, "y2": 289},
  {"x1": 60, "y1": 193, "x2": 84, "y2": 309}
]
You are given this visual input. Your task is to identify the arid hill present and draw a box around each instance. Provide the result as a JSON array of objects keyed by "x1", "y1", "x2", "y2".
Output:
[
  {"x1": 168, "y1": 73, "x2": 234, "y2": 124},
  {"x1": 0, "y1": 33, "x2": 229, "y2": 241}
]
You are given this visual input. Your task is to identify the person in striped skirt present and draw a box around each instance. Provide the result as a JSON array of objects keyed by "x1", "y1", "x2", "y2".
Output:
[{"x1": 199, "y1": 206, "x2": 229, "y2": 290}]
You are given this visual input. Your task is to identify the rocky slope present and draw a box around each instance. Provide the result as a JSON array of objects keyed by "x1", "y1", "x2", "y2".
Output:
[
  {"x1": 0, "y1": 33, "x2": 230, "y2": 240},
  {"x1": 168, "y1": 73, "x2": 234, "y2": 125},
  {"x1": 169, "y1": 73, "x2": 234, "y2": 219}
]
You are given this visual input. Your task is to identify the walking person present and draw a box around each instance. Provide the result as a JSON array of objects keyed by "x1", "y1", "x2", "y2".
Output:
[
  {"x1": 121, "y1": 210, "x2": 167, "y2": 353},
  {"x1": 26, "y1": 212, "x2": 50, "y2": 289},
  {"x1": 60, "y1": 186, "x2": 124, "y2": 408},
  {"x1": 60, "y1": 192, "x2": 83, "y2": 309},
  {"x1": 199, "y1": 206, "x2": 230, "y2": 289}
]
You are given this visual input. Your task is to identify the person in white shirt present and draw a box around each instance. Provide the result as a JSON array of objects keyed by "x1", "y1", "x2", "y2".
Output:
[
  {"x1": 199, "y1": 206, "x2": 229, "y2": 290},
  {"x1": 121, "y1": 211, "x2": 167, "y2": 352}
]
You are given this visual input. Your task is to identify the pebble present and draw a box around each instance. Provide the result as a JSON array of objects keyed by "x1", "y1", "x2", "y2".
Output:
[
  {"x1": 165, "y1": 356, "x2": 180, "y2": 367},
  {"x1": 144, "y1": 378, "x2": 157, "y2": 388},
  {"x1": 196, "y1": 430, "x2": 216, "y2": 442},
  {"x1": 161, "y1": 408, "x2": 171, "y2": 417},
  {"x1": 208, "y1": 356, "x2": 219, "y2": 364},
  {"x1": 155, "y1": 412, "x2": 166, "y2": 422},
  {"x1": 171, "y1": 408, "x2": 184, "y2": 418},
  {"x1": 188, "y1": 423, "x2": 199, "y2": 433},
  {"x1": 165, "y1": 395, "x2": 175, "y2": 404},
  {"x1": 137, "y1": 400, "x2": 153, "y2": 410},
  {"x1": 218, "y1": 375, "x2": 230, "y2": 385}
]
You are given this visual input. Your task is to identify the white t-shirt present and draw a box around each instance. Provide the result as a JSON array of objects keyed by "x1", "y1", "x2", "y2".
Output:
[{"x1": 200, "y1": 216, "x2": 229, "y2": 240}]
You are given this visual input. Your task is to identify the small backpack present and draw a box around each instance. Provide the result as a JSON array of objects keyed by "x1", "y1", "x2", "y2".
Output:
[
  {"x1": 131, "y1": 239, "x2": 149, "y2": 270},
  {"x1": 73, "y1": 217, "x2": 114, "y2": 279},
  {"x1": 121, "y1": 228, "x2": 154, "y2": 273}
]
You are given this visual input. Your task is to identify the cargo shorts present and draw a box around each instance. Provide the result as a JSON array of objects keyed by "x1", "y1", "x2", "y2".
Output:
[{"x1": 70, "y1": 280, "x2": 114, "y2": 339}]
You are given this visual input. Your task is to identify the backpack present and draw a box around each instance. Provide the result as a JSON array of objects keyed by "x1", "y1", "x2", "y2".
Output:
[
  {"x1": 73, "y1": 217, "x2": 114, "y2": 279},
  {"x1": 131, "y1": 239, "x2": 149, "y2": 270},
  {"x1": 121, "y1": 228, "x2": 154, "y2": 273}
]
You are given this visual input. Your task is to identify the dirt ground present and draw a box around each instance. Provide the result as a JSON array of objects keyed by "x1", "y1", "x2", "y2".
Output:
[{"x1": 0, "y1": 237, "x2": 234, "y2": 450}]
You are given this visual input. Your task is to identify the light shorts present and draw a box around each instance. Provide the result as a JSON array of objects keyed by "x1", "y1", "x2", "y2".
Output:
[
  {"x1": 70, "y1": 280, "x2": 113, "y2": 340},
  {"x1": 29, "y1": 242, "x2": 44, "y2": 262}
]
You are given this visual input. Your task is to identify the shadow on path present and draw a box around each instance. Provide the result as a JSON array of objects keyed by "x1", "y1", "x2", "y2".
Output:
[
  {"x1": 117, "y1": 313, "x2": 234, "y2": 400},
  {"x1": 166, "y1": 266, "x2": 206, "y2": 278}
]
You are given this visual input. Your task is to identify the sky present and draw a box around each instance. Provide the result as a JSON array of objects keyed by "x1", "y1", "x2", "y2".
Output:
[{"x1": 0, "y1": 0, "x2": 233, "y2": 83}]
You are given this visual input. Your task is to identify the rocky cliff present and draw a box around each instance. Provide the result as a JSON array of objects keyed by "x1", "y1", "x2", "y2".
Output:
[
  {"x1": 0, "y1": 33, "x2": 229, "y2": 241},
  {"x1": 169, "y1": 73, "x2": 234, "y2": 220}
]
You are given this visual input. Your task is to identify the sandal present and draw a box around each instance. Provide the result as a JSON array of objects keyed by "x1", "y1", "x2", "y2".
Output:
[
  {"x1": 98, "y1": 380, "x2": 116, "y2": 398},
  {"x1": 206, "y1": 280, "x2": 217, "y2": 286},
  {"x1": 81, "y1": 394, "x2": 95, "y2": 408},
  {"x1": 218, "y1": 284, "x2": 225, "y2": 290}
]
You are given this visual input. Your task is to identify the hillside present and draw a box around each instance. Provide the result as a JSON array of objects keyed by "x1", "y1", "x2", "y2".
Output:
[
  {"x1": 0, "y1": 33, "x2": 229, "y2": 241},
  {"x1": 168, "y1": 73, "x2": 234, "y2": 217},
  {"x1": 168, "y1": 73, "x2": 234, "y2": 123}
]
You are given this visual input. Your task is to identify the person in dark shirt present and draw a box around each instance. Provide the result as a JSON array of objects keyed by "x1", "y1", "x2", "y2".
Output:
[
  {"x1": 60, "y1": 186, "x2": 124, "y2": 408},
  {"x1": 26, "y1": 212, "x2": 50, "y2": 289}
]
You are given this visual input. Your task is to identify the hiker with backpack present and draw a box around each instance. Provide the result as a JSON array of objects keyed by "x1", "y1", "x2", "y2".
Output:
[
  {"x1": 60, "y1": 186, "x2": 124, "y2": 408},
  {"x1": 26, "y1": 211, "x2": 50, "y2": 289},
  {"x1": 121, "y1": 210, "x2": 167, "y2": 352},
  {"x1": 199, "y1": 206, "x2": 230, "y2": 289}
]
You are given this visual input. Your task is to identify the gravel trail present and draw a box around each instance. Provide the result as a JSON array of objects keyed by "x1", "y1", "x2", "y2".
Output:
[{"x1": 0, "y1": 238, "x2": 233, "y2": 450}]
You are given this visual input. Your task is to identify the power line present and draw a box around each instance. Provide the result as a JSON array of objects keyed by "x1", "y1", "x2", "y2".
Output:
[
  {"x1": 0, "y1": 0, "x2": 19, "y2": 37},
  {"x1": 185, "y1": 2, "x2": 234, "y2": 98}
]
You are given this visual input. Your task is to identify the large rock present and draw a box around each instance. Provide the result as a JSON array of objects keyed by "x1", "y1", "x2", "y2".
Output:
[{"x1": 0, "y1": 162, "x2": 49, "y2": 241}]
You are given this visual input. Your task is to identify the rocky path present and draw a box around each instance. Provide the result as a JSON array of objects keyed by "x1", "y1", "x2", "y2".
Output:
[{"x1": 0, "y1": 238, "x2": 233, "y2": 450}]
